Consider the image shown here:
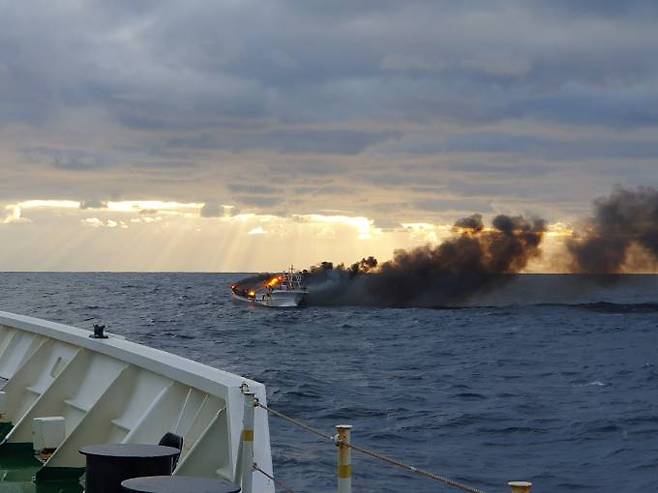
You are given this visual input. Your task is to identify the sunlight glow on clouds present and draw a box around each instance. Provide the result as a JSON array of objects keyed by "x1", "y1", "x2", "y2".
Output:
[
  {"x1": 247, "y1": 226, "x2": 267, "y2": 235},
  {"x1": 4, "y1": 200, "x2": 81, "y2": 224},
  {"x1": 105, "y1": 201, "x2": 204, "y2": 215},
  {"x1": 401, "y1": 223, "x2": 451, "y2": 244},
  {"x1": 3, "y1": 199, "x2": 206, "y2": 225},
  {"x1": 1, "y1": 196, "x2": 569, "y2": 272},
  {"x1": 0, "y1": 202, "x2": 400, "y2": 271},
  {"x1": 14, "y1": 200, "x2": 80, "y2": 209},
  {"x1": 82, "y1": 218, "x2": 128, "y2": 229},
  {"x1": 294, "y1": 214, "x2": 379, "y2": 240},
  {"x1": 2, "y1": 205, "x2": 26, "y2": 224}
]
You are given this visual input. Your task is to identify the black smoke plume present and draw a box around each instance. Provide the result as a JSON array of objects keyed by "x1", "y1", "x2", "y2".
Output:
[
  {"x1": 567, "y1": 187, "x2": 658, "y2": 273},
  {"x1": 303, "y1": 214, "x2": 546, "y2": 307}
]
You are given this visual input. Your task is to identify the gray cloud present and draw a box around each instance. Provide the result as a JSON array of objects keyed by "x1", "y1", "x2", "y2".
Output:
[
  {"x1": 236, "y1": 195, "x2": 284, "y2": 208},
  {"x1": 133, "y1": 160, "x2": 199, "y2": 170},
  {"x1": 80, "y1": 199, "x2": 108, "y2": 210},
  {"x1": 293, "y1": 185, "x2": 352, "y2": 196},
  {"x1": 1, "y1": 0, "x2": 658, "y2": 224},
  {"x1": 529, "y1": 0, "x2": 658, "y2": 17},
  {"x1": 200, "y1": 201, "x2": 222, "y2": 218},
  {"x1": 4, "y1": 1, "x2": 658, "y2": 130},
  {"x1": 228, "y1": 184, "x2": 279, "y2": 195},
  {"x1": 21, "y1": 147, "x2": 115, "y2": 171},
  {"x1": 412, "y1": 197, "x2": 494, "y2": 214},
  {"x1": 199, "y1": 202, "x2": 239, "y2": 218},
  {"x1": 373, "y1": 218, "x2": 402, "y2": 231},
  {"x1": 384, "y1": 131, "x2": 658, "y2": 161},
  {"x1": 267, "y1": 161, "x2": 347, "y2": 177},
  {"x1": 166, "y1": 129, "x2": 400, "y2": 155}
]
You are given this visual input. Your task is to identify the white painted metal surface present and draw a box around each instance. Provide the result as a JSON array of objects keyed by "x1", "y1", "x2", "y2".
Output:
[
  {"x1": 32, "y1": 416, "x2": 65, "y2": 452},
  {"x1": 241, "y1": 391, "x2": 255, "y2": 493},
  {"x1": 0, "y1": 311, "x2": 274, "y2": 492},
  {"x1": 232, "y1": 290, "x2": 306, "y2": 308}
]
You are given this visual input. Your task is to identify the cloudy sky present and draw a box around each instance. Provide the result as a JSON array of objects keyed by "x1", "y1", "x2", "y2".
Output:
[{"x1": 1, "y1": 1, "x2": 657, "y2": 271}]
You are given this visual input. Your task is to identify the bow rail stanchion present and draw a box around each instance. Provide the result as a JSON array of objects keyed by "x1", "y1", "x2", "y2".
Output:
[
  {"x1": 509, "y1": 481, "x2": 532, "y2": 493},
  {"x1": 336, "y1": 425, "x2": 352, "y2": 493},
  {"x1": 241, "y1": 389, "x2": 256, "y2": 493}
]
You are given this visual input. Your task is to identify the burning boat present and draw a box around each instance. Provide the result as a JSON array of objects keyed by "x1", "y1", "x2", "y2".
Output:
[{"x1": 231, "y1": 267, "x2": 307, "y2": 308}]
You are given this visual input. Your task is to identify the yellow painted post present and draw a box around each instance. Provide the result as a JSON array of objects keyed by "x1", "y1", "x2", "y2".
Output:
[
  {"x1": 336, "y1": 425, "x2": 352, "y2": 493},
  {"x1": 241, "y1": 391, "x2": 255, "y2": 493},
  {"x1": 508, "y1": 481, "x2": 532, "y2": 493}
]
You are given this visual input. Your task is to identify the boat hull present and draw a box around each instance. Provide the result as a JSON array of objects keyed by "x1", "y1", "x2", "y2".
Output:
[
  {"x1": 232, "y1": 290, "x2": 306, "y2": 308},
  {"x1": 0, "y1": 311, "x2": 274, "y2": 492}
]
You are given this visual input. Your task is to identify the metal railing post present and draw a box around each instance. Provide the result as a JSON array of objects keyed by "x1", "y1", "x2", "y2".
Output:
[
  {"x1": 508, "y1": 481, "x2": 532, "y2": 493},
  {"x1": 336, "y1": 424, "x2": 352, "y2": 493},
  {"x1": 241, "y1": 391, "x2": 255, "y2": 493}
]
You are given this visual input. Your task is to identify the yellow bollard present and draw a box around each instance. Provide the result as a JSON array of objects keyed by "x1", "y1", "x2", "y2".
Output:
[
  {"x1": 336, "y1": 424, "x2": 352, "y2": 493},
  {"x1": 508, "y1": 481, "x2": 532, "y2": 493}
]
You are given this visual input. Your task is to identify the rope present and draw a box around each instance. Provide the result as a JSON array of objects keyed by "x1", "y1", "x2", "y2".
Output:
[
  {"x1": 255, "y1": 402, "x2": 335, "y2": 442},
  {"x1": 256, "y1": 401, "x2": 486, "y2": 493},
  {"x1": 342, "y1": 440, "x2": 486, "y2": 493},
  {"x1": 253, "y1": 463, "x2": 298, "y2": 493}
]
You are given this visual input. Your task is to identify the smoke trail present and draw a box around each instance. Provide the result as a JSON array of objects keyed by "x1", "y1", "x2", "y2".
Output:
[
  {"x1": 567, "y1": 187, "x2": 658, "y2": 273},
  {"x1": 304, "y1": 214, "x2": 546, "y2": 307}
]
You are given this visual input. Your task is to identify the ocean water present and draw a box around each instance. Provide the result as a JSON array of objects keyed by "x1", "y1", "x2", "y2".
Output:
[{"x1": 0, "y1": 273, "x2": 657, "y2": 492}]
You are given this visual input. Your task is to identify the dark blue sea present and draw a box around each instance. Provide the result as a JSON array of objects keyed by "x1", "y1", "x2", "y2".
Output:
[{"x1": 1, "y1": 273, "x2": 657, "y2": 492}]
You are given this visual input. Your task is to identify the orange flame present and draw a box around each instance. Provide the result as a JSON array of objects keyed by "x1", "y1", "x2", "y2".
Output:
[{"x1": 266, "y1": 275, "x2": 283, "y2": 288}]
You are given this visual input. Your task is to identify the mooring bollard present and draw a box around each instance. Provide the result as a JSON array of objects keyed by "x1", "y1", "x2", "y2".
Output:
[
  {"x1": 508, "y1": 481, "x2": 532, "y2": 493},
  {"x1": 336, "y1": 424, "x2": 352, "y2": 493},
  {"x1": 241, "y1": 391, "x2": 255, "y2": 493}
]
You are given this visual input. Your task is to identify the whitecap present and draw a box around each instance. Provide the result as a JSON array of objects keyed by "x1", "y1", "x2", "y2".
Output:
[{"x1": 584, "y1": 381, "x2": 606, "y2": 387}]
